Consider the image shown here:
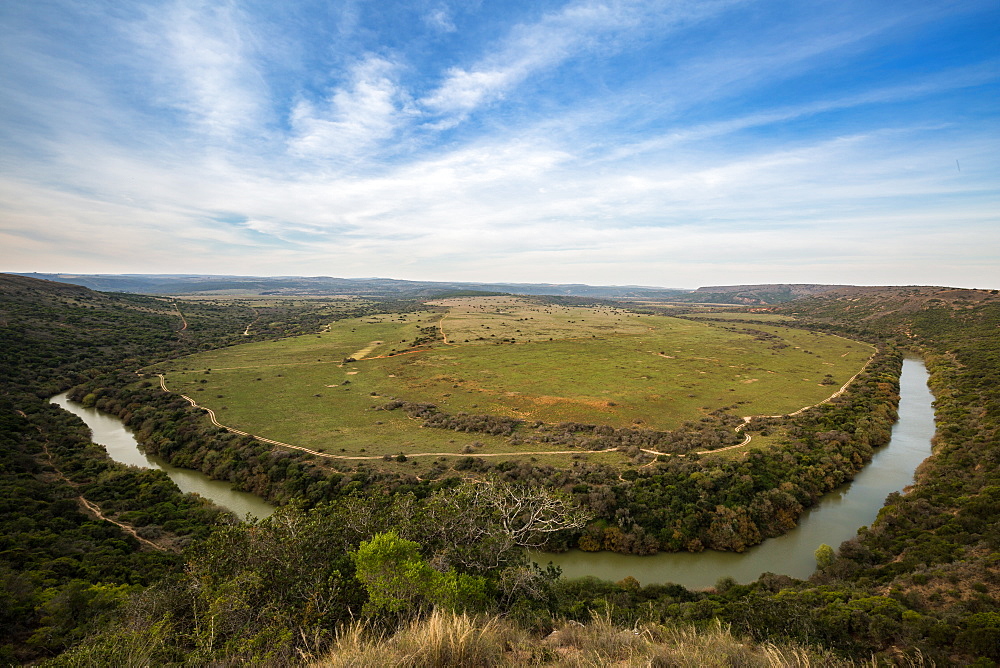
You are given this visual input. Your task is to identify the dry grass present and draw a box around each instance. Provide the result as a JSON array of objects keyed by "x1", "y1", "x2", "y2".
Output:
[
  {"x1": 152, "y1": 297, "x2": 872, "y2": 461},
  {"x1": 317, "y1": 609, "x2": 524, "y2": 667},
  {"x1": 311, "y1": 610, "x2": 861, "y2": 667}
]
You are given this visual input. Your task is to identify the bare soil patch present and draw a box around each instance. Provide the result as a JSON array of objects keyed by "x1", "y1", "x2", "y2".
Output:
[{"x1": 349, "y1": 340, "x2": 383, "y2": 360}]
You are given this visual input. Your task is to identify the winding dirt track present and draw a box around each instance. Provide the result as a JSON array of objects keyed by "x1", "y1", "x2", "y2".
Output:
[
  {"x1": 172, "y1": 302, "x2": 188, "y2": 332},
  {"x1": 156, "y1": 349, "x2": 874, "y2": 462},
  {"x1": 157, "y1": 374, "x2": 581, "y2": 460},
  {"x1": 24, "y1": 409, "x2": 171, "y2": 551},
  {"x1": 670, "y1": 351, "x2": 877, "y2": 457},
  {"x1": 434, "y1": 308, "x2": 873, "y2": 454},
  {"x1": 243, "y1": 308, "x2": 260, "y2": 336},
  {"x1": 158, "y1": 301, "x2": 874, "y2": 461}
]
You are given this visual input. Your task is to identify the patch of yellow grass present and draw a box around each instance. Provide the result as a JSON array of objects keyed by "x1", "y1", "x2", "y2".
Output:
[
  {"x1": 310, "y1": 610, "x2": 862, "y2": 667},
  {"x1": 349, "y1": 340, "x2": 384, "y2": 360}
]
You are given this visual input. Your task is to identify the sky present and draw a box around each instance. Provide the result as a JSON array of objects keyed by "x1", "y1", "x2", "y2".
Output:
[{"x1": 1, "y1": 0, "x2": 997, "y2": 289}]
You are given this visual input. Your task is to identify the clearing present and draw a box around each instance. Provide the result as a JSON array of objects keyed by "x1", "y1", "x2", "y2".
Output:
[{"x1": 150, "y1": 296, "x2": 873, "y2": 466}]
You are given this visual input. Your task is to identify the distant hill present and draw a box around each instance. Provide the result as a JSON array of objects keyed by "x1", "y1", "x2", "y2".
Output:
[
  {"x1": 695, "y1": 283, "x2": 852, "y2": 294},
  {"x1": 9, "y1": 273, "x2": 864, "y2": 304},
  {"x1": 675, "y1": 283, "x2": 854, "y2": 305},
  {"x1": 10, "y1": 273, "x2": 692, "y2": 300},
  {"x1": 777, "y1": 284, "x2": 1000, "y2": 338}
]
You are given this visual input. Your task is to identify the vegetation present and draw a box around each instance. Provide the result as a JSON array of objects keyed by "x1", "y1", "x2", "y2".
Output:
[
  {"x1": 63, "y1": 342, "x2": 900, "y2": 556},
  {"x1": 313, "y1": 608, "x2": 852, "y2": 667},
  {"x1": 0, "y1": 275, "x2": 428, "y2": 663},
  {"x1": 151, "y1": 295, "x2": 873, "y2": 454},
  {"x1": 2, "y1": 275, "x2": 998, "y2": 664},
  {"x1": 0, "y1": 276, "x2": 225, "y2": 663},
  {"x1": 44, "y1": 488, "x2": 579, "y2": 665}
]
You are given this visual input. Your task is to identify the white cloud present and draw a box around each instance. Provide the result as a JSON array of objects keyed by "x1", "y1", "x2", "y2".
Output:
[
  {"x1": 2, "y1": 0, "x2": 996, "y2": 289},
  {"x1": 289, "y1": 56, "x2": 405, "y2": 160},
  {"x1": 425, "y1": 5, "x2": 456, "y2": 33},
  {"x1": 137, "y1": 0, "x2": 269, "y2": 138},
  {"x1": 419, "y1": 0, "x2": 735, "y2": 118},
  {"x1": 418, "y1": 2, "x2": 596, "y2": 114}
]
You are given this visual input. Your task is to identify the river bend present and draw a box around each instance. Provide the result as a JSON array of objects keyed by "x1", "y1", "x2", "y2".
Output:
[
  {"x1": 51, "y1": 358, "x2": 933, "y2": 584},
  {"x1": 50, "y1": 393, "x2": 275, "y2": 520},
  {"x1": 535, "y1": 357, "x2": 935, "y2": 587}
]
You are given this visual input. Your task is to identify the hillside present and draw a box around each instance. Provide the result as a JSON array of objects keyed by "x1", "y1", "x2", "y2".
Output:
[
  {"x1": 784, "y1": 284, "x2": 1000, "y2": 330},
  {"x1": 1, "y1": 275, "x2": 998, "y2": 664},
  {"x1": 672, "y1": 283, "x2": 855, "y2": 305},
  {"x1": 12, "y1": 272, "x2": 881, "y2": 306}
]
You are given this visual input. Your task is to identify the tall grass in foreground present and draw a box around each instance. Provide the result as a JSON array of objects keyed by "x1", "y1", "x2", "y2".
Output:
[{"x1": 311, "y1": 609, "x2": 874, "y2": 667}]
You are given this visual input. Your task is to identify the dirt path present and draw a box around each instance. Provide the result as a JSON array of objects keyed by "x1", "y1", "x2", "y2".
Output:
[
  {"x1": 439, "y1": 314, "x2": 450, "y2": 344},
  {"x1": 347, "y1": 340, "x2": 383, "y2": 361},
  {"x1": 172, "y1": 301, "x2": 188, "y2": 332},
  {"x1": 638, "y1": 351, "x2": 876, "y2": 458},
  {"x1": 243, "y1": 308, "x2": 260, "y2": 336},
  {"x1": 27, "y1": 411, "x2": 171, "y2": 552},
  {"x1": 74, "y1": 495, "x2": 168, "y2": 551},
  {"x1": 159, "y1": 374, "x2": 596, "y2": 461},
  {"x1": 154, "y1": 351, "x2": 875, "y2": 464}
]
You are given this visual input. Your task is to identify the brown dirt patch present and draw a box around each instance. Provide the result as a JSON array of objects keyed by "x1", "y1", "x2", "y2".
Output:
[{"x1": 525, "y1": 395, "x2": 614, "y2": 409}]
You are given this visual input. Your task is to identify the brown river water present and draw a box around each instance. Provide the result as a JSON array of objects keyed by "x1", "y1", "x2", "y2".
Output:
[{"x1": 51, "y1": 393, "x2": 276, "y2": 520}]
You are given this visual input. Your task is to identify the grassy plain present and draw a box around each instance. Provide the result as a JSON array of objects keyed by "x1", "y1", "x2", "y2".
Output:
[
  {"x1": 683, "y1": 312, "x2": 796, "y2": 322},
  {"x1": 152, "y1": 296, "x2": 872, "y2": 462}
]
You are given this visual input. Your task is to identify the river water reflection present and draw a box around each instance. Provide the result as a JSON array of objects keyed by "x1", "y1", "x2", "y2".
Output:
[
  {"x1": 533, "y1": 358, "x2": 936, "y2": 588},
  {"x1": 51, "y1": 393, "x2": 275, "y2": 520}
]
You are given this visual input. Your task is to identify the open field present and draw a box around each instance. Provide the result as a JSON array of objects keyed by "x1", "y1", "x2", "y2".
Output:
[
  {"x1": 151, "y1": 297, "x2": 873, "y2": 462},
  {"x1": 428, "y1": 296, "x2": 653, "y2": 343},
  {"x1": 683, "y1": 312, "x2": 796, "y2": 322}
]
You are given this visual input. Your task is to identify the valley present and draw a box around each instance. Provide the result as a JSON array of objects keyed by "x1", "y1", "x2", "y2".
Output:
[
  {"x1": 2, "y1": 274, "x2": 998, "y2": 665},
  {"x1": 150, "y1": 296, "x2": 873, "y2": 472}
]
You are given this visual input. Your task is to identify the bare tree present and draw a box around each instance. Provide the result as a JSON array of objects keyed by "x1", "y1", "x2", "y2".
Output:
[
  {"x1": 467, "y1": 479, "x2": 591, "y2": 547},
  {"x1": 417, "y1": 478, "x2": 591, "y2": 571}
]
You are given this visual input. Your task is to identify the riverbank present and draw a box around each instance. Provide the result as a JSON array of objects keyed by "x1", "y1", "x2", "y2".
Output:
[
  {"x1": 53, "y1": 359, "x2": 933, "y2": 589},
  {"x1": 537, "y1": 357, "x2": 934, "y2": 587},
  {"x1": 51, "y1": 393, "x2": 275, "y2": 520}
]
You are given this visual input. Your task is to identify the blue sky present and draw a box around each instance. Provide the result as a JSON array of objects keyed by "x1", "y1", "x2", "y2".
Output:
[{"x1": 1, "y1": 0, "x2": 997, "y2": 289}]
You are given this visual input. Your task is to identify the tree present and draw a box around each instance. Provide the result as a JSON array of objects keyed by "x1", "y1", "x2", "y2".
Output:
[
  {"x1": 815, "y1": 543, "x2": 835, "y2": 570},
  {"x1": 416, "y1": 479, "x2": 592, "y2": 571},
  {"x1": 352, "y1": 532, "x2": 487, "y2": 617},
  {"x1": 465, "y1": 479, "x2": 591, "y2": 548},
  {"x1": 353, "y1": 532, "x2": 439, "y2": 616}
]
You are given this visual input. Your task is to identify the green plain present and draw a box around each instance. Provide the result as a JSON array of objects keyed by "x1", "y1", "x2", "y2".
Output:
[{"x1": 152, "y1": 297, "x2": 873, "y2": 461}]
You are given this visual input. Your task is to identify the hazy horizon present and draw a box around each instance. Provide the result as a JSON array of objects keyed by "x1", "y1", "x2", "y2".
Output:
[
  {"x1": 13, "y1": 271, "x2": 998, "y2": 295},
  {"x1": 2, "y1": 1, "x2": 997, "y2": 289}
]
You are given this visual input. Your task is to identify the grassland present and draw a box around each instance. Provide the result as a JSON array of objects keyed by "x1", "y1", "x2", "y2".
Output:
[
  {"x1": 151, "y1": 296, "x2": 872, "y2": 463},
  {"x1": 682, "y1": 312, "x2": 796, "y2": 322}
]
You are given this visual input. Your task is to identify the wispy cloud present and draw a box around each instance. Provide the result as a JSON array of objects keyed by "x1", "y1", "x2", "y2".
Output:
[
  {"x1": 418, "y1": 0, "x2": 736, "y2": 119},
  {"x1": 137, "y1": 0, "x2": 269, "y2": 139},
  {"x1": 601, "y1": 62, "x2": 1000, "y2": 164},
  {"x1": 425, "y1": 5, "x2": 457, "y2": 33},
  {"x1": 289, "y1": 56, "x2": 407, "y2": 160}
]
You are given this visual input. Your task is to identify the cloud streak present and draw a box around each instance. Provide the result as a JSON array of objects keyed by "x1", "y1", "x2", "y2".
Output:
[
  {"x1": 138, "y1": 1, "x2": 270, "y2": 139},
  {"x1": 289, "y1": 56, "x2": 407, "y2": 160}
]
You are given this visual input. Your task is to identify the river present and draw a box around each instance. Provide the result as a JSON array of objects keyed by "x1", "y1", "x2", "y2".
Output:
[
  {"x1": 50, "y1": 393, "x2": 275, "y2": 520},
  {"x1": 50, "y1": 358, "x2": 933, "y2": 584},
  {"x1": 534, "y1": 357, "x2": 936, "y2": 588}
]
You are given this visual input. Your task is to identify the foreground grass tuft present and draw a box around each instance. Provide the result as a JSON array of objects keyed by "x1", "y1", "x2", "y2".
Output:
[
  {"x1": 311, "y1": 609, "x2": 859, "y2": 667},
  {"x1": 319, "y1": 610, "x2": 522, "y2": 667}
]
